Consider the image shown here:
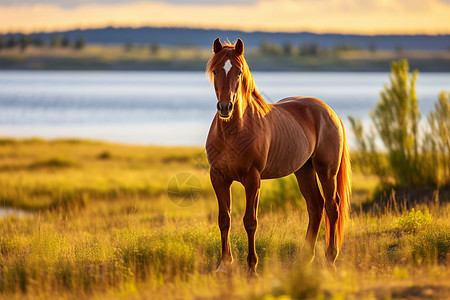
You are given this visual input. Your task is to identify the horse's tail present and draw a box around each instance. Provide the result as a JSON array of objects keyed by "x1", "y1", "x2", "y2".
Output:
[{"x1": 326, "y1": 119, "x2": 352, "y2": 250}]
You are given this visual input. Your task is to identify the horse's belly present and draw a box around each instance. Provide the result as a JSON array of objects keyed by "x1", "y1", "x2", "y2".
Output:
[
  {"x1": 261, "y1": 150, "x2": 309, "y2": 179},
  {"x1": 261, "y1": 119, "x2": 313, "y2": 179}
]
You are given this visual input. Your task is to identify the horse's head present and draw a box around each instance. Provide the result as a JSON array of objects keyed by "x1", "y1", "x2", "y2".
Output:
[{"x1": 207, "y1": 38, "x2": 245, "y2": 120}]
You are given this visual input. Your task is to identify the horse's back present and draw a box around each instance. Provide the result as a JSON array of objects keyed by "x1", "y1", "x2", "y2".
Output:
[
  {"x1": 275, "y1": 96, "x2": 343, "y2": 136},
  {"x1": 276, "y1": 96, "x2": 339, "y2": 118}
]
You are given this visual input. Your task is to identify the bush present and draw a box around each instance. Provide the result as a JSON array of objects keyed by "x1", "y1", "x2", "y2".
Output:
[
  {"x1": 28, "y1": 157, "x2": 79, "y2": 169},
  {"x1": 373, "y1": 60, "x2": 420, "y2": 186},
  {"x1": 423, "y1": 91, "x2": 450, "y2": 186},
  {"x1": 349, "y1": 60, "x2": 449, "y2": 188},
  {"x1": 259, "y1": 175, "x2": 304, "y2": 212},
  {"x1": 411, "y1": 224, "x2": 450, "y2": 263},
  {"x1": 396, "y1": 208, "x2": 432, "y2": 233}
]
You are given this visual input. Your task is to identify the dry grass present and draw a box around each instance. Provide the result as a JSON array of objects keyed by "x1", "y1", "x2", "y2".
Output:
[{"x1": 0, "y1": 139, "x2": 449, "y2": 299}]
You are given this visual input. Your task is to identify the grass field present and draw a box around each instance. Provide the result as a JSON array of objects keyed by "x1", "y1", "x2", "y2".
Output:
[
  {"x1": 1, "y1": 45, "x2": 450, "y2": 71},
  {"x1": 0, "y1": 139, "x2": 449, "y2": 299}
]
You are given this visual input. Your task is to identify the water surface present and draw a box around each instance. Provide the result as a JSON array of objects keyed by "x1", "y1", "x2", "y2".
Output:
[{"x1": 0, "y1": 71, "x2": 448, "y2": 147}]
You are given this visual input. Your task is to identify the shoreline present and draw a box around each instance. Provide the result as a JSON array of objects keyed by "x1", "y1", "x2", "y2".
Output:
[{"x1": 1, "y1": 46, "x2": 450, "y2": 72}]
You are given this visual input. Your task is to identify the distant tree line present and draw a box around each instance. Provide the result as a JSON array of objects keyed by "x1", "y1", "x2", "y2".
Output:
[
  {"x1": 122, "y1": 40, "x2": 161, "y2": 55},
  {"x1": 259, "y1": 40, "x2": 377, "y2": 57},
  {"x1": 0, "y1": 34, "x2": 86, "y2": 52}
]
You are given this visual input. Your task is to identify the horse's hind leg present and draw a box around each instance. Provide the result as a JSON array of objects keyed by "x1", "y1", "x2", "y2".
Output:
[
  {"x1": 294, "y1": 159, "x2": 324, "y2": 263},
  {"x1": 315, "y1": 163, "x2": 340, "y2": 264}
]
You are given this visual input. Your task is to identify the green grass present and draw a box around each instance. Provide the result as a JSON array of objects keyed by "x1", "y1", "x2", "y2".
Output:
[
  {"x1": 0, "y1": 139, "x2": 449, "y2": 299},
  {"x1": 0, "y1": 138, "x2": 212, "y2": 210}
]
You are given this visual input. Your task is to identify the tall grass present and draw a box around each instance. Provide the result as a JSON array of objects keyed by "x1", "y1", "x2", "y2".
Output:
[
  {"x1": 1, "y1": 198, "x2": 449, "y2": 298},
  {"x1": 0, "y1": 139, "x2": 449, "y2": 299}
]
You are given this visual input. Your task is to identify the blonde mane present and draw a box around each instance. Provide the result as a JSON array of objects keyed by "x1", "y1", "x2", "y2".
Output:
[{"x1": 206, "y1": 43, "x2": 271, "y2": 119}]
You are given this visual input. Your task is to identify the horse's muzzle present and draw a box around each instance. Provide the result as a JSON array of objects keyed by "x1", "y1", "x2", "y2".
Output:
[{"x1": 217, "y1": 101, "x2": 233, "y2": 118}]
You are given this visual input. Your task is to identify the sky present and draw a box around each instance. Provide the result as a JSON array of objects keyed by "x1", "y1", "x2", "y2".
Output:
[{"x1": 1, "y1": 0, "x2": 450, "y2": 34}]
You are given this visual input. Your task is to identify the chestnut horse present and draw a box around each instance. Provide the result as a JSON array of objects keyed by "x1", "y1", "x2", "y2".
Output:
[{"x1": 205, "y1": 38, "x2": 351, "y2": 276}]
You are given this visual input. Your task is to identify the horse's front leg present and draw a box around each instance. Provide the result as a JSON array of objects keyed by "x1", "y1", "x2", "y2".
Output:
[
  {"x1": 211, "y1": 169, "x2": 233, "y2": 273},
  {"x1": 242, "y1": 168, "x2": 261, "y2": 276}
]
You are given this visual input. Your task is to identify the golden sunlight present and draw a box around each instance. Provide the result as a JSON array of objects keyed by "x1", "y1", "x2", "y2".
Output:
[{"x1": 0, "y1": 0, "x2": 450, "y2": 34}]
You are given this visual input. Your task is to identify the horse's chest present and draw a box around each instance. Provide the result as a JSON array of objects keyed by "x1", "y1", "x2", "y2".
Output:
[{"x1": 206, "y1": 134, "x2": 261, "y2": 179}]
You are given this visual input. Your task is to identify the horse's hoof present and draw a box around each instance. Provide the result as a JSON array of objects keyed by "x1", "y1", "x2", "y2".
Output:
[
  {"x1": 306, "y1": 256, "x2": 315, "y2": 265},
  {"x1": 325, "y1": 260, "x2": 337, "y2": 273},
  {"x1": 216, "y1": 261, "x2": 232, "y2": 274},
  {"x1": 247, "y1": 268, "x2": 259, "y2": 279},
  {"x1": 325, "y1": 248, "x2": 338, "y2": 262},
  {"x1": 300, "y1": 250, "x2": 315, "y2": 265}
]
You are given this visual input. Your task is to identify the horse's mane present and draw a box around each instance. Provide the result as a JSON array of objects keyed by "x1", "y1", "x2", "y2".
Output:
[{"x1": 206, "y1": 43, "x2": 271, "y2": 119}]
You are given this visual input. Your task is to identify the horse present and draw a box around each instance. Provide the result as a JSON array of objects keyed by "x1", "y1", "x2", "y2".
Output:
[{"x1": 205, "y1": 38, "x2": 351, "y2": 276}]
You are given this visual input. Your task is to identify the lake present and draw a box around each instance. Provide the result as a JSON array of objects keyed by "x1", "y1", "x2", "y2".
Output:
[{"x1": 0, "y1": 71, "x2": 449, "y2": 147}]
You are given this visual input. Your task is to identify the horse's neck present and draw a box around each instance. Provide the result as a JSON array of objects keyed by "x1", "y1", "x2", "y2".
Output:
[
  {"x1": 236, "y1": 93, "x2": 249, "y2": 119},
  {"x1": 240, "y1": 79, "x2": 270, "y2": 119}
]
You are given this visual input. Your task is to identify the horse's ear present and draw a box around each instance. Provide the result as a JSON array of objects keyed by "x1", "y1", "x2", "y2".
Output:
[
  {"x1": 235, "y1": 38, "x2": 244, "y2": 55},
  {"x1": 213, "y1": 37, "x2": 222, "y2": 53}
]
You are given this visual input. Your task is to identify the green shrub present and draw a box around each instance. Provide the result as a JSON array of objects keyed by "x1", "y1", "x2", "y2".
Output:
[
  {"x1": 411, "y1": 224, "x2": 450, "y2": 263},
  {"x1": 278, "y1": 240, "x2": 299, "y2": 262},
  {"x1": 97, "y1": 151, "x2": 112, "y2": 160},
  {"x1": 0, "y1": 138, "x2": 16, "y2": 145},
  {"x1": 372, "y1": 60, "x2": 421, "y2": 187},
  {"x1": 396, "y1": 208, "x2": 432, "y2": 233},
  {"x1": 348, "y1": 117, "x2": 389, "y2": 179},
  {"x1": 349, "y1": 60, "x2": 450, "y2": 188},
  {"x1": 29, "y1": 157, "x2": 79, "y2": 169},
  {"x1": 259, "y1": 175, "x2": 304, "y2": 212},
  {"x1": 423, "y1": 91, "x2": 450, "y2": 186}
]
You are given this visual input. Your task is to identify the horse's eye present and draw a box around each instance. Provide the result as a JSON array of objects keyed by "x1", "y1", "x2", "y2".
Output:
[
  {"x1": 213, "y1": 70, "x2": 216, "y2": 75},
  {"x1": 238, "y1": 70, "x2": 243, "y2": 76}
]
